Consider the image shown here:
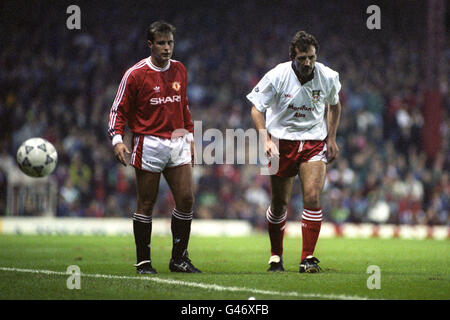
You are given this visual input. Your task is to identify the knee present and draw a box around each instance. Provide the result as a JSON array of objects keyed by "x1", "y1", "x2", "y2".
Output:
[
  {"x1": 270, "y1": 198, "x2": 289, "y2": 216},
  {"x1": 303, "y1": 190, "x2": 321, "y2": 208},
  {"x1": 176, "y1": 193, "x2": 194, "y2": 213},
  {"x1": 137, "y1": 197, "x2": 156, "y2": 215}
]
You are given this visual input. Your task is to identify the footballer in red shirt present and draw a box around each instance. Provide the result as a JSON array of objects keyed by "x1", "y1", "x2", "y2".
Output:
[{"x1": 108, "y1": 21, "x2": 200, "y2": 274}]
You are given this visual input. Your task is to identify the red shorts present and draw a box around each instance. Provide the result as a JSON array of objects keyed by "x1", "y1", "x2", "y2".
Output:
[{"x1": 269, "y1": 138, "x2": 327, "y2": 177}]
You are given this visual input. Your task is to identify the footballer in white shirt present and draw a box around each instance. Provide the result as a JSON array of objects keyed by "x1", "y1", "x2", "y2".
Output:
[{"x1": 247, "y1": 31, "x2": 342, "y2": 273}]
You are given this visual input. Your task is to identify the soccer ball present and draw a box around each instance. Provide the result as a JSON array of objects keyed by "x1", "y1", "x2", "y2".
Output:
[{"x1": 16, "y1": 137, "x2": 58, "y2": 178}]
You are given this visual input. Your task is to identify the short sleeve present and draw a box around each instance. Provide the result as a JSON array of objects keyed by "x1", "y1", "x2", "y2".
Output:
[
  {"x1": 326, "y1": 73, "x2": 341, "y2": 106},
  {"x1": 246, "y1": 72, "x2": 277, "y2": 113}
]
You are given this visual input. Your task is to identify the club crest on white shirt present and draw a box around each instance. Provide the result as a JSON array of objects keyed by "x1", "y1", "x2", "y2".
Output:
[{"x1": 312, "y1": 90, "x2": 321, "y2": 102}]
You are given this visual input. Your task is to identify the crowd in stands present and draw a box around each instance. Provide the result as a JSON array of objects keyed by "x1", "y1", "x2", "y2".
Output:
[{"x1": 0, "y1": 1, "x2": 448, "y2": 227}]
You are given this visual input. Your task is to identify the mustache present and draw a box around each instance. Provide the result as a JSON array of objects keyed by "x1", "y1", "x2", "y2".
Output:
[
  {"x1": 300, "y1": 66, "x2": 312, "y2": 74},
  {"x1": 294, "y1": 61, "x2": 312, "y2": 72}
]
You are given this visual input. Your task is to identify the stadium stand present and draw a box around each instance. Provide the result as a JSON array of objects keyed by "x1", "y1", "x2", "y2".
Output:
[{"x1": 0, "y1": 0, "x2": 448, "y2": 229}]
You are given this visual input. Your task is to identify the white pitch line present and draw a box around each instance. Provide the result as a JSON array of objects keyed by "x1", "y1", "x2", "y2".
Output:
[{"x1": 0, "y1": 266, "x2": 371, "y2": 300}]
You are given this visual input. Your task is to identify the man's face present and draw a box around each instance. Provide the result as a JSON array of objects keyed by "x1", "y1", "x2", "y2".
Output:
[
  {"x1": 293, "y1": 45, "x2": 316, "y2": 77},
  {"x1": 148, "y1": 31, "x2": 174, "y2": 65}
]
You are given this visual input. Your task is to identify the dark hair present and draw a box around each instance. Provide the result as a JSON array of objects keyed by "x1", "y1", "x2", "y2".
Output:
[
  {"x1": 289, "y1": 31, "x2": 319, "y2": 59},
  {"x1": 147, "y1": 21, "x2": 176, "y2": 42}
]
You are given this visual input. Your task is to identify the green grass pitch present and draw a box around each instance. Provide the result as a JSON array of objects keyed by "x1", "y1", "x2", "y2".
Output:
[{"x1": 0, "y1": 234, "x2": 448, "y2": 300}]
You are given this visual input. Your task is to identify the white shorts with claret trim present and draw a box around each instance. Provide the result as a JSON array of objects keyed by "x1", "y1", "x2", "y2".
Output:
[{"x1": 130, "y1": 134, "x2": 192, "y2": 173}]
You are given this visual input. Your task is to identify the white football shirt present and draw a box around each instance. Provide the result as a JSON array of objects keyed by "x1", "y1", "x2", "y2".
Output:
[{"x1": 247, "y1": 61, "x2": 341, "y2": 141}]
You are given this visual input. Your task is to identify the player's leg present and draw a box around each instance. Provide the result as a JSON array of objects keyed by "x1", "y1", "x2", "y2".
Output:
[
  {"x1": 298, "y1": 160, "x2": 326, "y2": 273},
  {"x1": 133, "y1": 168, "x2": 161, "y2": 274},
  {"x1": 163, "y1": 163, "x2": 200, "y2": 273},
  {"x1": 267, "y1": 175, "x2": 295, "y2": 271}
]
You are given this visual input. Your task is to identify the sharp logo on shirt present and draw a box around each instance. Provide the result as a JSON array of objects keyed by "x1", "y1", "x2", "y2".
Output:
[
  {"x1": 150, "y1": 95, "x2": 181, "y2": 105},
  {"x1": 312, "y1": 90, "x2": 321, "y2": 102},
  {"x1": 284, "y1": 93, "x2": 293, "y2": 98},
  {"x1": 172, "y1": 81, "x2": 181, "y2": 91}
]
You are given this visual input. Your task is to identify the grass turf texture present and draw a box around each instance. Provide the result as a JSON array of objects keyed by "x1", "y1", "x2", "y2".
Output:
[{"x1": 0, "y1": 234, "x2": 448, "y2": 300}]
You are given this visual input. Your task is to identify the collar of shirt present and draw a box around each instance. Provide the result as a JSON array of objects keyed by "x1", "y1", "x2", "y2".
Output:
[
  {"x1": 291, "y1": 61, "x2": 315, "y2": 85},
  {"x1": 147, "y1": 57, "x2": 171, "y2": 72}
]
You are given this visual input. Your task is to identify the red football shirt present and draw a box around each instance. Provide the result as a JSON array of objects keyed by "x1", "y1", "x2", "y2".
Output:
[{"x1": 108, "y1": 57, "x2": 194, "y2": 140}]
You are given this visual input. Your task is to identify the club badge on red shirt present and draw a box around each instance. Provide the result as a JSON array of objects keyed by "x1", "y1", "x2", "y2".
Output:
[{"x1": 172, "y1": 81, "x2": 181, "y2": 91}]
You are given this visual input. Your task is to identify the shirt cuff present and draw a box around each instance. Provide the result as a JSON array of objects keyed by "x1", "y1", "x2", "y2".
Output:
[
  {"x1": 112, "y1": 134, "x2": 123, "y2": 146},
  {"x1": 185, "y1": 133, "x2": 194, "y2": 143}
]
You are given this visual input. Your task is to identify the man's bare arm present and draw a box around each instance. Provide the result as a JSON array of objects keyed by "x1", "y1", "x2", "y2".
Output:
[
  {"x1": 326, "y1": 101, "x2": 341, "y2": 163},
  {"x1": 251, "y1": 106, "x2": 279, "y2": 157}
]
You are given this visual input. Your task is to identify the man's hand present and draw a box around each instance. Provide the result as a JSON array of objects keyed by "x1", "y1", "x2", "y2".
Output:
[
  {"x1": 265, "y1": 137, "x2": 280, "y2": 158},
  {"x1": 326, "y1": 138, "x2": 339, "y2": 163},
  {"x1": 113, "y1": 143, "x2": 131, "y2": 166}
]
